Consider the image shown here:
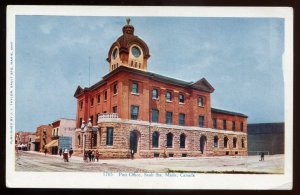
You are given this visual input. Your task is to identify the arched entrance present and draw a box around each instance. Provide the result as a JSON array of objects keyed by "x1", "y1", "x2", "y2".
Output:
[
  {"x1": 130, "y1": 130, "x2": 140, "y2": 155},
  {"x1": 200, "y1": 135, "x2": 207, "y2": 154}
]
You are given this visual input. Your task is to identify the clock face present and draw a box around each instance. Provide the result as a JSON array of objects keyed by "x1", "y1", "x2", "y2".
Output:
[
  {"x1": 131, "y1": 46, "x2": 141, "y2": 58},
  {"x1": 112, "y1": 48, "x2": 118, "y2": 59}
]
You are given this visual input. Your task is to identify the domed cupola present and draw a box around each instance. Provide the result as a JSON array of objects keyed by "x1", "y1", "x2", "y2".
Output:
[{"x1": 107, "y1": 18, "x2": 150, "y2": 72}]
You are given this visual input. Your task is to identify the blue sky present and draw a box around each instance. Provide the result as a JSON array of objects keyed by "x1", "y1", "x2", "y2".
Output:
[{"x1": 15, "y1": 16, "x2": 284, "y2": 131}]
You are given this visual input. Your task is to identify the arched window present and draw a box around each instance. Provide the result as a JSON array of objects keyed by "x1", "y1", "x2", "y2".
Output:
[
  {"x1": 200, "y1": 135, "x2": 207, "y2": 154},
  {"x1": 214, "y1": 136, "x2": 219, "y2": 148},
  {"x1": 224, "y1": 137, "x2": 228, "y2": 148},
  {"x1": 152, "y1": 131, "x2": 159, "y2": 148},
  {"x1": 166, "y1": 133, "x2": 173, "y2": 148},
  {"x1": 180, "y1": 133, "x2": 186, "y2": 148},
  {"x1": 233, "y1": 137, "x2": 237, "y2": 148},
  {"x1": 242, "y1": 138, "x2": 245, "y2": 148}
]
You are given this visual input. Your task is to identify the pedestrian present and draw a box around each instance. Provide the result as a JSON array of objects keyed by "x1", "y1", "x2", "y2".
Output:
[
  {"x1": 84, "y1": 151, "x2": 88, "y2": 162},
  {"x1": 44, "y1": 148, "x2": 48, "y2": 156},
  {"x1": 260, "y1": 152, "x2": 265, "y2": 161},
  {"x1": 95, "y1": 150, "x2": 100, "y2": 162},
  {"x1": 163, "y1": 148, "x2": 167, "y2": 158},
  {"x1": 130, "y1": 149, "x2": 134, "y2": 160},
  {"x1": 69, "y1": 148, "x2": 73, "y2": 158},
  {"x1": 59, "y1": 148, "x2": 62, "y2": 156},
  {"x1": 91, "y1": 150, "x2": 95, "y2": 162},
  {"x1": 88, "y1": 150, "x2": 92, "y2": 162},
  {"x1": 63, "y1": 148, "x2": 69, "y2": 162}
]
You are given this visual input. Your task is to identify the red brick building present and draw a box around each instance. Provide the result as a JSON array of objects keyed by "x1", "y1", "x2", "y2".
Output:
[
  {"x1": 34, "y1": 125, "x2": 52, "y2": 152},
  {"x1": 74, "y1": 19, "x2": 248, "y2": 158}
]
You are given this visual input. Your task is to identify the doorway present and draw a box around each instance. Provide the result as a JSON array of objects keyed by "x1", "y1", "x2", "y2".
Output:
[{"x1": 130, "y1": 131, "x2": 140, "y2": 155}]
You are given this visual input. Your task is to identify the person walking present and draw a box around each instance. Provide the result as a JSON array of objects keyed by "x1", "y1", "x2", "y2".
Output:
[
  {"x1": 91, "y1": 150, "x2": 95, "y2": 162},
  {"x1": 95, "y1": 150, "x2": 100, "y2": 162},
  {"x1": 88, "y1": 150, "x2": 92, "y2": 162},
  {"x1": 59, "y1": 148, "x2": 62, "y2": 157},
  {"x1": 69, "y1": 148, "x2": 73, "y2": 158},
  {"x1": 83, "y1": 151, "x2": 88, "y2": 162},
  {"x1": 63, "y1": 148, "x2": 69, "y2": 162},
  {"x1": 44, "y1": 148, "x2": 48, "y2": 156},
  {"x1": 130, "y1": 149, "x2": 134, "y2": 160},
  {"x1": 260, "y1": 152, "x2": 265, "y2": 161}
]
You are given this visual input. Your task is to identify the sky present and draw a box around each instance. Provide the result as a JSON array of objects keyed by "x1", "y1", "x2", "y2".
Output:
[{"x1": 15, "y1": 16, "x2": 285, "y2": 131}]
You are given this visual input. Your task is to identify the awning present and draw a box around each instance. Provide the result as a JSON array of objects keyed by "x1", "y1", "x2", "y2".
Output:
[{"x1": 45, "y1": 139, "x2": 58, "y2": 148}]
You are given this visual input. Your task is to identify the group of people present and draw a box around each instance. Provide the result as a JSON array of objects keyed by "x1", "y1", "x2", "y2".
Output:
[
  {"x1": 84, "y1": 150, "x2": 100, "y2": 162},
  {"x1": 59, "y1": 148, "x2": 73, "y2": 162}
]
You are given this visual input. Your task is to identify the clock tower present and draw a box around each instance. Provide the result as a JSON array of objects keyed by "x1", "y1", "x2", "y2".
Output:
[{"x1": 107, "y1": 18, "x2": 150, "y2": 72}]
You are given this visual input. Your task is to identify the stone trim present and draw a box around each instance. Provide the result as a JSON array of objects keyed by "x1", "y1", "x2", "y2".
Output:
[{"x1": 97, "y1": 118, "x2": 247, "y2": 136}]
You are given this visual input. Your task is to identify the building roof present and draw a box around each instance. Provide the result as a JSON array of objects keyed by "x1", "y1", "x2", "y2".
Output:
[
  {"x1": 211, "y1": 107, "x2": 248, "y2": 118},
  {"x1": 74, "y1": 66, "x2": 214, "y2": 97},
  {"x1": 247, "y1": 123, "x2": 284, "y2": 134}
]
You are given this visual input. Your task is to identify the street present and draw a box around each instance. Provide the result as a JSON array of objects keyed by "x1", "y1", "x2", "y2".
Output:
[{"x1": 15, "y1": 151, "x2": 284, "y2": 173}]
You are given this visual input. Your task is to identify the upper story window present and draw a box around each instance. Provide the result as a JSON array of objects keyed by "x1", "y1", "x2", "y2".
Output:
[
  {"x1": 151, "y1": 109, "x2": 159, "y2": 123},
  {"x1": 232, "y1": 121, "x2": 236, "y2": 131},
  {"x1": 104, "y1": 90, "x2": 107, "y2": 101},
  {"x1": 132, "y1": 82, "x2": 138, "y2": 94},
  {"x1": 166, "y1": 91, "x2": 172, "y2": 102},
  {"x1": 198, "y1": 96, "x2": 204, "y2": 107},
  {"x1": 113, "y1": 83, "x2": 118, "y2": 94},
  {"x1": 79, "y1": 101, "x2": 83, "y2": 110},
  {"x1": 152, "y1": 88, "x2": 158, "y2": 99},
  {"x1": 223, "y1": 120, "x2": 227, "y2": 130},
  {"x1": 97, "y1": 94, "x2": 100, "y2": 103},
  {"x1": 131, "y1": 105, "x2": 139, "y2": 120},
  {"x1": 179, "y1": 94, "x2": 184, "y2": 103},
  {"x1": 199, "y1": 115, "x2": 204, "y2": 127},
  {"x1": 90, "y1": 97, "x2": 94, "y2": 107},
  {"x1": 179, "y1": 113, "x2": 185, "y2": 126},
  {"x1": 112, "y1": 106, "x2": 118, "y2": 113},
  {"x1": 166, "y1": 111, "x2": 173, "y2": 125},
  {"x1": 213, "y1": 118, "x2": 217, "y2": 129},
  {"x1": 240, "y1": 122, "x2": 244, "y2": 131}
]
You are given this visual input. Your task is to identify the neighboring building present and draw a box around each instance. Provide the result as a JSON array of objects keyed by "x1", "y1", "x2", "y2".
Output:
[
  {"x1": 15, "y1": 131, "x2": 35, "y2": 150},
  {"x1": 27, "y1": 134, "x2": 36, "y2": 151},
  {"x1": 247, "y1": 123, "x2": 284, "y2": 155},
  {"x1": 34, "y1": 125, "x2": 53, "y2": 152},
  {"x1": 73, "y1": 19, "x2": 248, "y2": 158},
  {"x1": 45, "y1": 118, "x2": 76, "y2": 154}
]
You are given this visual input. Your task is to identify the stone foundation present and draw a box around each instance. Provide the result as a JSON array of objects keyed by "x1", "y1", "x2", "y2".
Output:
[{"x1": 74, "y1": 120, "x2": 248, "y2": 159}]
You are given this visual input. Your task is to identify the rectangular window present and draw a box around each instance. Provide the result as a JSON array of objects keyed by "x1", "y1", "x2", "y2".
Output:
[
  {"x1": 223, "y1": 120, "x2": 227, "y2": 130},
  {"x1": 97, "y1": 94, "x2": 100, "y2": 103},
  {"x1": 179, "y1": 113, "x2": 185, "y2": 126},
  {"x1": 90, "y1": 115, "x2": 94, "y2": 125},
  {"x1": 213, "y1": 118, "x2": 217, "y2": 129},
  {"x1": 79, "y1": 118, "x2": 82, "y2": 127},
  {"x1": 131, "y1": 105, "x2": 139, "y2": 120},
  {"x1": 151, "y1": 109, "x2": 159, "y2": 123},
  {"x1": 104, "y1": 90, "x2": 107, "y2": 101},
  {"x1": 90, "y1": 98, "x2": 94, "y2": 107},
  {"x1": 240, "y1": 122, "x2": 244, "y2": 131},
  {"x1": 132, "y1": 82, "x2": 138, "y2": 94},
  {"x1": 106, "y1": 127, "x2": 113, "y2": 146},
  {"x1": 232, "y1": 121, "x2": 236, "y2": 131},
  {"x1": 179, "y1": 94, "x2": 184, "y2": 103},
  {"x1": 199, "y1": 116, "x2": 204, "y2": 127},
  {"x1": 112, "y1": 106, "x2": 118, "y2": 113},
  {"x1": 113, "y1": 83, "x2": 118, "y2": 94},
  {"x1": 166, "y1": 111, "x2": 173, "y2": 124},
  {"x1": 198, "y1": 97, "x2": 204, "y2": 107},
  {"x1": 152, "y1": 88, "x2": 158, "y2": 99},
  {"x1": 80, "y1": 101, "x2": 83, "y2": 110},
  {"x1": 166, "y1": 91, "x2": 172, "y2": 101}
]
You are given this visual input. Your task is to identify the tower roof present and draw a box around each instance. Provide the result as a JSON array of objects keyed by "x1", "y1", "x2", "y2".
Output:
[{"x1": 107, "y1": 19, "x2": 150, "y2": 62}]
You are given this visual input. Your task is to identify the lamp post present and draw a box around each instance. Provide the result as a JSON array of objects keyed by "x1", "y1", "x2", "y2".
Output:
[{"x1": 81, "y1": 120, "x2": 87, "y2": 160}]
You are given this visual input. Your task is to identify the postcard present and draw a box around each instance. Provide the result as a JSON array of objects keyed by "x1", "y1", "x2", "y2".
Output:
[{"x1": 6, "y1": 6, "x2": 293, "y2": 189}]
